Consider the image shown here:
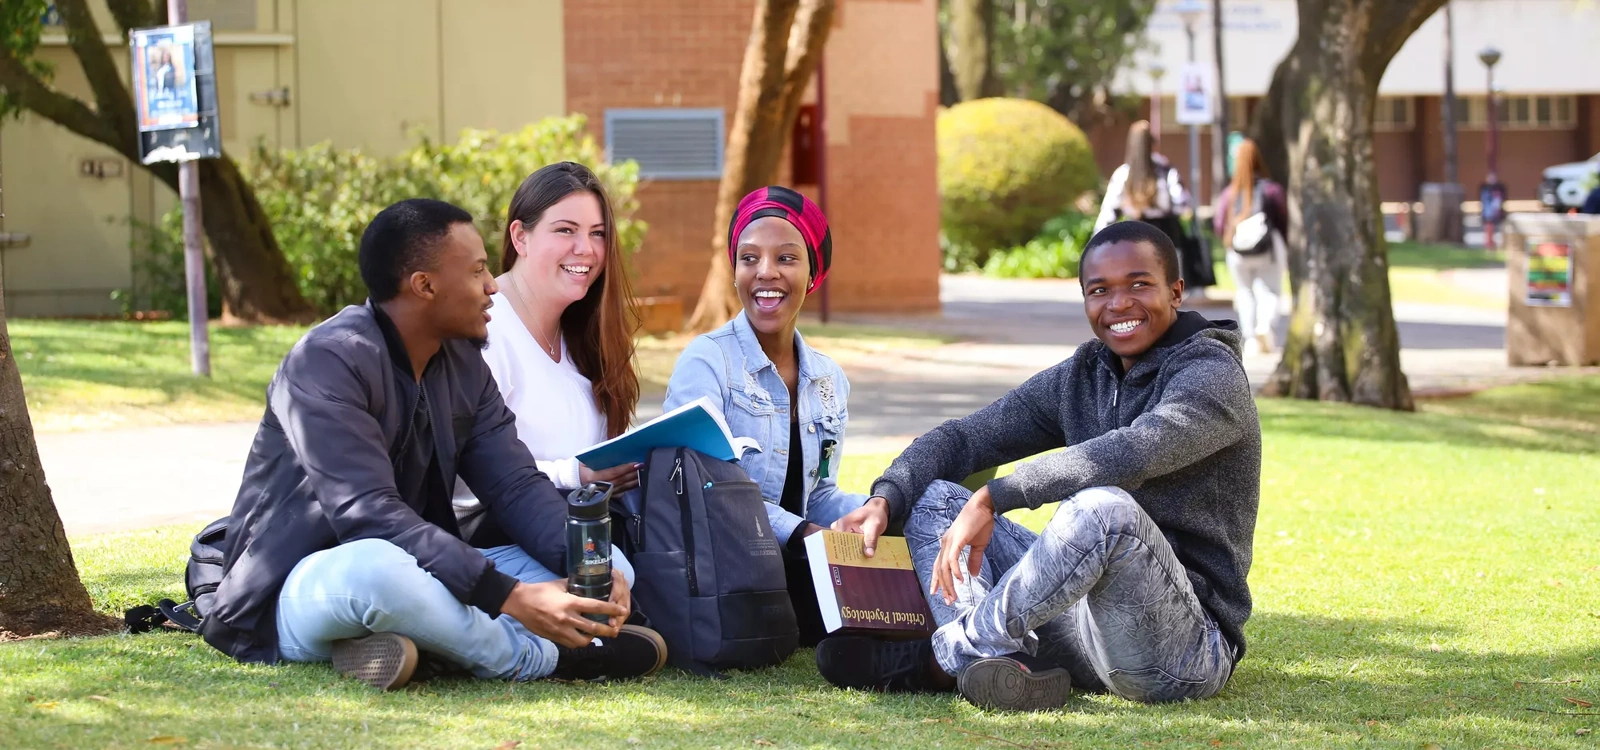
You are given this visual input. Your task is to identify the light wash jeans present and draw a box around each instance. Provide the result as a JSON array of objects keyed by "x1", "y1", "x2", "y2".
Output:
[
  {"x1": 276, "y1": 538, "x2": 635, "y2": 681},
  {"x1": 905, "y1": 480, "x2": 1235, "y2": 703},
  {"x1": 1225, "y1": 243, "x2": 1286, "y2": 344}
]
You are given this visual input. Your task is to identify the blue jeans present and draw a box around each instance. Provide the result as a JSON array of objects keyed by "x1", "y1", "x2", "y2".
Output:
[
  {"x1": 276, "y1": 539, "x2": 635, "y2": 681},
  {"x1": 905, "y1": 480, "x2": 1235, "y2": 703}
]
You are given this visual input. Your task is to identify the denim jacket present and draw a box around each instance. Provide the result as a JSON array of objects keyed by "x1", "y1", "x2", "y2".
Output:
[{"x1": 663, "y1": 312, "x2": 868, "y2": 544}]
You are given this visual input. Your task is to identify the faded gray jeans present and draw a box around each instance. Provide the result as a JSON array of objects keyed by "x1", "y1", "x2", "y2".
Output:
[{"x1": 905, "y1": 480, "x2": 1236, "y2": 703}]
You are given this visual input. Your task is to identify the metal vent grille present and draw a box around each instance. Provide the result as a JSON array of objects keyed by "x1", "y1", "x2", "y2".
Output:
[{"x1": 605, "y1": 109, "x2": 725, "y2": 180}]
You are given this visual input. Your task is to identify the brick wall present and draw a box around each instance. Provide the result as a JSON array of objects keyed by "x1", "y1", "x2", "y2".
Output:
[{"x1": 564, "y1": 0, "x2": 941, "y2": 314}]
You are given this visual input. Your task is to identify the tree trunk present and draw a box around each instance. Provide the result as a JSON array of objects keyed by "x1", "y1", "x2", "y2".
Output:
[
  {"x1": 947, "y1": 0, "x2": 999, "y2": 101},
  {"x1": 1260, "y1": 0, "x2": 1446, "y2": 410},
  {"x1": 685, "y1": 0, "x2": 837, "y2": 333},
  {"x1": 938, "y1": 24, "x2": 960, "y2": 107},
  {"x1": 0, "y1": 280, "x2": 115, "y2": 638},
  {"x1": 195, "y1": 158, "x2": 318, "y2": 323}
]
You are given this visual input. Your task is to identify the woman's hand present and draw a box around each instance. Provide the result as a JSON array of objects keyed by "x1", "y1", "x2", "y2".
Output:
[
  {"x1": 579, "y1": 462, "x2": 643, "y2": 492},
  {"x1": 830, "y1": 497, "x2": 890, "y2": 557}
]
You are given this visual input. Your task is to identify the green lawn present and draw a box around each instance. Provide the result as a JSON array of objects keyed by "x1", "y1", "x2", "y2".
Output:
[
  {"x1": 10, "y1": 320, "x2": 947, "y2": 433},
  {"x1": 1205, "y1": 241, "x2": 1506, "y2": 310},
  {"x1": 4, "y1": 378, "x2": 1598, "y2": 749}
]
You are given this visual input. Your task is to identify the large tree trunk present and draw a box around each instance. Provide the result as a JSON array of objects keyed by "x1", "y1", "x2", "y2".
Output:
[
  {"x1": 0, "y1": 280, "x2": 115, "y2": 638},
  {"x1": 685, "y1": 0, "x2": 836, "y2": 333},
  {"x1": 0, "y1": 0, "x2": 315, "y2": 323},
  {"x1": 947, "y1": 0, "x2": 999, "y2": 102},
  {"x1": 1259, "y1": 0, "x2": 1446, "y2": 410},
  {"x1": 194, "y1": 158, "x2": 317, "y2": 323}
]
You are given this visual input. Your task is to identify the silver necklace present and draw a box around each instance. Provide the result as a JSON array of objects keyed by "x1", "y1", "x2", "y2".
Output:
[{"x1": 508, "y1": 273, "x2": 560, "y2": 359}]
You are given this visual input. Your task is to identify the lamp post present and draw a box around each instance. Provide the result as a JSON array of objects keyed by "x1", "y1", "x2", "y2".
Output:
[
  {"x1": 1177, "y1": 1, "x2": 1204, "y2": 204},
  {"x1": 1149, "y1": 62, "x2": 1166, "y2": 142},
  {"x1": 1478, "y1": 45, "x2": 1504, "y2": 249}
]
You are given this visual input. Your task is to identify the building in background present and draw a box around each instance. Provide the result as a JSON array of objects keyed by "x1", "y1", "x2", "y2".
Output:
[
  {"x1": 1092, "y1": 0, "x2": 1600, "y2": 207},
  {"x1": 0, "y1": 0, "x2": 940, "y2": 318}
]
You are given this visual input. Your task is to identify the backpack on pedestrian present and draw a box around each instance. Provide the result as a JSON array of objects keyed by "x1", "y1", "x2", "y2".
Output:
[
  {"x1": 1229, "y1": 181, "x2": 1277, "y2": 257},
  {"x1": 613, "y1": 446, "x2": 798, "y2": 677}
]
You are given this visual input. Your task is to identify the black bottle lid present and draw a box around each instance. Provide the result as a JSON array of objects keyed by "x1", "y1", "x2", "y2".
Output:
[{"x1": 567, "y1": 482, "x2": 613, "y2": 521}]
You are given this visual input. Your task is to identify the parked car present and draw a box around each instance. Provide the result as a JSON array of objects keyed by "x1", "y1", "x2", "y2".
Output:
[{"x1": 1538, "y1": 152, "x2": 1600, "y2": 211}]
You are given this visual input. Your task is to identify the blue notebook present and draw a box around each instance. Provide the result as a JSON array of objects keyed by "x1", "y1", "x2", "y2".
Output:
[{"x1": 575, "y1": 396, "x2": 761, "y2": 469}]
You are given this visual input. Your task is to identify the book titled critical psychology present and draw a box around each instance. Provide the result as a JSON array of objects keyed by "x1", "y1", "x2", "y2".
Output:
[{"x1": 805, "y1": 530, "x2": 935, "y2": 638}]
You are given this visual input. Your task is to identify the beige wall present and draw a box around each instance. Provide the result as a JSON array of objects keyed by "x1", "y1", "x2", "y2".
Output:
[
  {"x1": 293, "y1": 0, "x2": 565, "y2": 154},
  {"x1": 1, "y1": 47, "x2": 134, "y2": 317}
]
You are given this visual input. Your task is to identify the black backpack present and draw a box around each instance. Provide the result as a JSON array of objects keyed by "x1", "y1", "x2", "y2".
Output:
[
  {"x1": 614, "y1": 447, "x2": 798, "y2": 676},
  {"x1": 125, "y1": 517, "x2": 228, "y2": 634}
]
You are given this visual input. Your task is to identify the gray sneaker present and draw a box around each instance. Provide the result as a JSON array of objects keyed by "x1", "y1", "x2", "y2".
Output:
[
  {"x1": 957, "y1": 655, "x2": 1072, "y2": 711},
  {"x1": 331, "y1": 632, "x2": 419, "y2": 691}
]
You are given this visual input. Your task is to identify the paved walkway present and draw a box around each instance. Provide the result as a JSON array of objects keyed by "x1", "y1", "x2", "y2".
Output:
[{"x1": 40, "y1": 272, "x2": 1583, "y2": 538}]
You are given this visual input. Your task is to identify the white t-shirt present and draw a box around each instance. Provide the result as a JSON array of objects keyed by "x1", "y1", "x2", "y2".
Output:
[{"x1": 453, "y1": 291, "x2": 606, "y2": 506}]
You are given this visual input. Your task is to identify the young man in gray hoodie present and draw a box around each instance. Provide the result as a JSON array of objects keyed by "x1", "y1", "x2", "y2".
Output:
[{"x1": 819, "y1": 220, "x2": 1261, "y2": 710}]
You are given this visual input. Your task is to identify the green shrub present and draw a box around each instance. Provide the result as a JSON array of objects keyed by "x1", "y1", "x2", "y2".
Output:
[
  {"x1": 937, "y1": 98, "x2": 1100, "y2": 267},
  {"x1": 981, "y1": 211, "x2": 1094, "y2": 279},
  {"x1": 128, "y1": 115, "x2": 645, "y2": 316}
]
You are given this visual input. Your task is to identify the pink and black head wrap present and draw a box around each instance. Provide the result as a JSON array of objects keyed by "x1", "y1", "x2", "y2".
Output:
[{"x1": 727, "y1": 185, "x2": 832, "y2": 295}]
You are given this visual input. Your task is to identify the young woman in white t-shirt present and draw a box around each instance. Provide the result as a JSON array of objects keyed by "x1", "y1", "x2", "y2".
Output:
[{"x1": 455, "y1": 162, "x2": 641, "y2": 566}]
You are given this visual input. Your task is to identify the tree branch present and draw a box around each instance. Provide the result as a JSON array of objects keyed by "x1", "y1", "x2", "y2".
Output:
[
  {"x1": 105, "y1": 0, "x2": 162, "y2": 37},
  {"x1": 0, "y1": 48, "x2": 122, "y2": 151},
  {"x1": 54, "y1": 0, "x2": 138, "y2": 153},
  {"x1": 779, "y1": 0, "x2": 835, "y2": 128}
]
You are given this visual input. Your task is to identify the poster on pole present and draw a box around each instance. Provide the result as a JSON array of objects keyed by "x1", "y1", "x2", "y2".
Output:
[
  {"x1": 1175, "y1": 62, "x2": 1214, "y2": 125},
  {"x1": 131, "y1": 25, "x2": 200, "y2": 131},
  {"x1": 1525, "y1": 239, "x2": 1572, "y2": 307},
  {"x1": 131, "y1": 22, "x2": 222, "y2": 164}
]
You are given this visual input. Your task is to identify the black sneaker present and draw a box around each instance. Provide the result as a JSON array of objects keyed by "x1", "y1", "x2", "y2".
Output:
[
  {"x1": 957, "y1": 654, "x2": 1072, "y2": 711},
  {"x1": 815, "y1": 636, "x2": 955, "y2": 693},
  {"x1": 550, "y1": 624, "x2": 668, "y2": 681},
  {"x1": 330, "y1": 632, "x2": 419, "y2": 691}
]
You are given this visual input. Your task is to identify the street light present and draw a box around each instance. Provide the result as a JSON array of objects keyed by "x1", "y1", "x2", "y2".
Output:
[
  {"x1": 1149, "y1": 62, "x2": 1166, "y2": 142},
  {"x1": 1478, "y1": 45, "x2": 1504, "y2": 249}
]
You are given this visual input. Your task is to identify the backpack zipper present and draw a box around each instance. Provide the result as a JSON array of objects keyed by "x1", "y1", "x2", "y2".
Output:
[{"x1": 673, "y1": 451, "x2": 699, "y2": 597}]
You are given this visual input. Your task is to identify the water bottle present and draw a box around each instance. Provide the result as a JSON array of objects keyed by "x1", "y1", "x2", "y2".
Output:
[{"x1": 565, "y1": 481, "x2": 615, "y2": 623}]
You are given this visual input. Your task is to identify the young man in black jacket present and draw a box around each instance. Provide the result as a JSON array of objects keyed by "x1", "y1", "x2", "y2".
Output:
[
  {"x1": 822, "y1": 221, "x2": 1261, "y2": 710},
  {"x1": 201, "y1": 199, "x2": 665, "y2": 689}
]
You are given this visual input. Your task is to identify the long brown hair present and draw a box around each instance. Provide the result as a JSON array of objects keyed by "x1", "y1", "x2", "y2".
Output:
[
  {"x1": 1121, "y1": 120, "x2": 1161, "y2": 215},
  {"x1": 501, "y1": 162, "x2": 639, "y2": 438},
  {"x1": 1223, "y1": 139, "x2": 1268, "y2": 246}
]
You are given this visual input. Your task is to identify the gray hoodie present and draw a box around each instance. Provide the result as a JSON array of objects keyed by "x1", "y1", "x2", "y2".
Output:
[{"x1": 872, "y1": 311, "x2": 1261, "y2": 658}]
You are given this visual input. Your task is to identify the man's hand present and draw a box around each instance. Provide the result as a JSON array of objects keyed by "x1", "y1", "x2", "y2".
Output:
[
  {"x1": 830, "y1": 496, "x2": 890, "y2": 557},
  {"x1": 608, "y1": 568, "x2": 631, "y2": 630},
  {"x1": 499, "y1": 580, "x2": 627, "y2": 648},
  {"x1": 930, "y1": 487, "x2": 996, "y2": 605},
  {"x1": 580, "y1": 462, "x2": 644, "y2": 492}
]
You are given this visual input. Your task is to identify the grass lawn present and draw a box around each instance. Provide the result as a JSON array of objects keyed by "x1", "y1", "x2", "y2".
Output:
[
  {"x1": 1206, "y1": 240, "x2": 1506, "y2": 310},
  {"x1": 3, "y1": 378, "x2": 1597, "y2": 748},
  {"x1": 10, "y1": 320, "x2": 947, "y2": 433}
]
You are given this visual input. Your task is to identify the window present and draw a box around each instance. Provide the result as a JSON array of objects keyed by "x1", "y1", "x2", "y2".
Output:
[
  {"x1": 605, "y1": 109, "x2": 725, "y2": 180},
  {"x1": 1373, "y1": 97, "x2": 1415, "y2": 131},
  {"x1": 1454, "y1": 95, "x2": 1577, "y2": 130}
]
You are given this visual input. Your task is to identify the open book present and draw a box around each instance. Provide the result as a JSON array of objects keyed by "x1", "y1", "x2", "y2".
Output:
[
  {"x1": 806, "y1": 530, "x2": 935, "y2": 638},
  {"x1": 575, "y1": 396, "x2": 760, "y2": 469}
]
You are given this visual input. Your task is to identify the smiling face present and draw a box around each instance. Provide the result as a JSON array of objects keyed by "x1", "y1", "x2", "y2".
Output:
[
  {"x1": 734, "y1": 216, "x2": 810, "y2": 336},
  {"x1": 1081, "y1": 239, "x2": 1184, "y2": 368},
  {"x1": 508, "y1": 191, "x2": 607, "y2": 305},
  {"x1": 420, "y1": 221, "x2": 499, "y2": 344}
]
